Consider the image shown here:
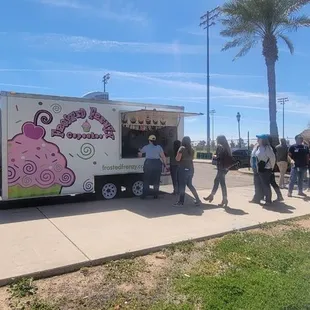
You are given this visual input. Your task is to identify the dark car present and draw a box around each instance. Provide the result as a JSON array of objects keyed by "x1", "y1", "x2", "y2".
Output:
[{"x1": 212, "y1": 148, "x2": 251, "y2": 169}]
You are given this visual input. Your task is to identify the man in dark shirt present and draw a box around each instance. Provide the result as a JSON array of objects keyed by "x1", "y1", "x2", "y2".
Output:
[{"x1": 288, "y1": 135, "x2": 309, "y2": 197}]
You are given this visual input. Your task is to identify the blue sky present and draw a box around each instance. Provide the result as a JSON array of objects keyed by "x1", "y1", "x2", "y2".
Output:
[{"x1": 1, "y1": 0, "x2": 310, "y2": 142}]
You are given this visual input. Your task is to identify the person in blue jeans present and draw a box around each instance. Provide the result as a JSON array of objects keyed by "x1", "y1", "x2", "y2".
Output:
[
  {"x1": 173, "y1": 136, "x2": 201, "y2": 207},
  {"x1": 169, "y1": 140, "x2": 181, "y2": 195},
  {"x1": 204, "y1": 135, "x2": 232, "y2": 207},
  {"x1": 288, "y1": 135, "x2": 309, "y2": 197}
]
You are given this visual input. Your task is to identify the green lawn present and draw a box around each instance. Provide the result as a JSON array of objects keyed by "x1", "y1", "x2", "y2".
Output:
[{"x1": 2, "y1": 218, "x2": 310, "y2": 310}]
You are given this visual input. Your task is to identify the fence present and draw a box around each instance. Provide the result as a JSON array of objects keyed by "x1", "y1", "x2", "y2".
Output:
[{"x1": 192, "y1": 137, "x2": 295, "y2": 154}]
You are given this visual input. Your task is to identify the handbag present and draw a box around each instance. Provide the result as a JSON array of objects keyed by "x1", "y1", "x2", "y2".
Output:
[{"x1": 258, "y1": 158, "x2": 269, "y2": 173}]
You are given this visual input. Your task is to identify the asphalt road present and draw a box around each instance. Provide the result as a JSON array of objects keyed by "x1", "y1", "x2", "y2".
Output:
[{"x1": 192, "y1": 163, "x2": 254, "y2": 190}]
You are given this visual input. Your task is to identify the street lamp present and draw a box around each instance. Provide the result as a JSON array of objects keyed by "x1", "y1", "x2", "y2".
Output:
[
  {"x1": 102, "y1": 73, "x2": 110, "y2": 92},
  {"x1": 210, "y1": 109, "x2": 216, "y2": 143},
  {"x1": 277, "y1": 97, "x2": 289, "y2": 139},
  {"x1": 236, "y1": 112, "x2": 241, "y2": 148},
  {"x1": 200, "y1": 6, "x2": 220, "y2": 153}
]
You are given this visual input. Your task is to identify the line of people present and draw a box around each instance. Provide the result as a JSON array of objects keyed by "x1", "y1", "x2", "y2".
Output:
[
  {"x1": 139, "y1": 134, "x2": 233, "y2": 207},
  {"x1": 250, "y1": 134, "x2": 309, "y2": 205}
]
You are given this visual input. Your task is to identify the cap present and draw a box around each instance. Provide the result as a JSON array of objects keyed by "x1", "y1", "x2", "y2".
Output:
[
  {"x1": 148, "y1": 135, "x2": 156, "y2": 141},
  {"x1": 256, "y1": 134, "x2": 269, "y2": 139}
]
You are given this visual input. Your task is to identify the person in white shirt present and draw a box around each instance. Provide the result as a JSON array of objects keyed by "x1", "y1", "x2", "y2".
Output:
[{"x1": 250, "y1": 134, "x2": 276, "y2": 205}]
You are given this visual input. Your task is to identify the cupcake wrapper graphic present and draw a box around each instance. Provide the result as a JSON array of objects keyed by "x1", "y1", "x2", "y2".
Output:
[{"x1": 8, "y1": 184, "x2": 61, "y2": 199}]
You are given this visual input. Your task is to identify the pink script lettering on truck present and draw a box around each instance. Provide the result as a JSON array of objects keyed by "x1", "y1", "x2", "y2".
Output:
[{"x1": 51, "y1": 107, "x2": 116, "y2": 140}]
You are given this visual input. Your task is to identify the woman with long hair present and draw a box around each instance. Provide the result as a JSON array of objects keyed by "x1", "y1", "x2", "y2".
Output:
[
  {"x1": 204, "y1": 135, "x2": 232, "y2": 207},
  {"x1": 138, "y1": 135, "x2": 167, "y2": 199},
  {"x1": 173, "y1": 136, "x2": 201, "y2": 206},
  {"x1": 170, "y1": 140, "x2": 181, "y2": 195},
  {"x1": 250, "y1": 134, "x2": 276, "y2": 205}
]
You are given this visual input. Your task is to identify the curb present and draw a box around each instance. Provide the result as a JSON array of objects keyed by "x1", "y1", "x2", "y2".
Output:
[{"x1": 0, "y1": 216, "x2": 306, "y2": 288}]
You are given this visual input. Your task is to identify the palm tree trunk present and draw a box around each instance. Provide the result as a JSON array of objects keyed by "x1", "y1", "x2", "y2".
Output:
[{"x1": 265, "y1": 58, "x2": 279, "y2": 144}]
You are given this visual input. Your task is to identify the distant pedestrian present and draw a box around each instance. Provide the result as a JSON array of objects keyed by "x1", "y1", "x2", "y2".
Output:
[
  {"x1": 250, "y1": 134, "x2": 276, "y2": 205},
  {"x1": 138, "y1": 135, "x2": 167, "y2": 199},
  {"x1": 204, "y1": 135, "x2": 232, "y2": 207},
  {"x1": 275, "y1": 138, "x2": 289, "y2": 189},
  {"x1": 288, "y1": 135, "x2": 309, "y2": 197},
  {"x1": 169, "y1": 140, "x2": 181, "y2": 195},
  {"x1": 173, "y1": 136, "x2": 201, "y2": 207},
  {"x1": 268, "y1": 136, "x2": 284, "y2": 202}
]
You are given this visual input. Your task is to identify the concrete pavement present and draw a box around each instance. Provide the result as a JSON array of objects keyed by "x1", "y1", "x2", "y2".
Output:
[{"x1": 0, "y1": 186, "x2": 309, "y2": 286}]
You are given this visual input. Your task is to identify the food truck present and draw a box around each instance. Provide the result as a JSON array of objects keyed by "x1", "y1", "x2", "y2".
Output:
[{"x1": 0, "y1": 91, "x2": 201, "y2": 200}]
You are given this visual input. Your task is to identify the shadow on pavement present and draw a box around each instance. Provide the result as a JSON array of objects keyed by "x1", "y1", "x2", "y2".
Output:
[
  {"x1": 263, "y1": 201, "x2": 296, "y2": 214},
  {"x1": 0, "y1": 191, "x2": 249, "y2": 224}
]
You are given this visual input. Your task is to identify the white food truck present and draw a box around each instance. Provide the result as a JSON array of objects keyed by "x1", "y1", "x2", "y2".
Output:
[{"x1": 0, "y1": 91, "x2": 201, "y2": 201}]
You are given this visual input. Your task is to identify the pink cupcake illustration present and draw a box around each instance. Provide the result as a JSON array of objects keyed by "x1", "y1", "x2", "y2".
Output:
[
  {"x1": 82, "y1": 120, "x2": 91, "y2": 132},
  {"x1": 8, "y1": 110, "x2": 76, "y2": 199}
]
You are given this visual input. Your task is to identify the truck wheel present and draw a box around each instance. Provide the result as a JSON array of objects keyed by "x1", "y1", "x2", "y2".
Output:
[
  {"x1": 101, "y1": 182, "x2": 119, "y2": 200},
  {"x1": 126, "y1": 177, "x2": 144, "y2": 197},
  {"x1": 131, "y1": 180, "x2": 144, "y2": 197}
]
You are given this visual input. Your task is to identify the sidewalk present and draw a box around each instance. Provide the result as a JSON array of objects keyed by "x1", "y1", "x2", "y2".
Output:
[
  {"x1": 193, "y1": 159, "x2": 212, "y2": 164},
  {"x1": 0, "y1": 186, "x2": 309, "y2": 286}
]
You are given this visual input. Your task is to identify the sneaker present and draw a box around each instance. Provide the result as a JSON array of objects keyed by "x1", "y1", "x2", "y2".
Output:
[
  {"x1": 298, "y1": 192, "x2": 307, "y2": 197},
  {"x1": 194, "y1": 200, "x2": 201, "y2": 206},
  {"x1": 173, "y1": 202, "x2": 183, "y2": 207},
  {"x1": 288, "y1": 192, "x2": 292, "y2": 198}
]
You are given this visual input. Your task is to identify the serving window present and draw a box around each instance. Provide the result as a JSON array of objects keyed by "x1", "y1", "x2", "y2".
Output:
[{"x1": 121, "y1": 109, "x2": 202, "y2": 159}]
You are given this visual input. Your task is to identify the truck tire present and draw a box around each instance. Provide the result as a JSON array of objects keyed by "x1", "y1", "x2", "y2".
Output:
[
  {"x1": 95, "y1": 176, "x2": 120, "y2": 200},
  {"x1": 126, "y1": 176, "x2": 144, "y2": 197},
  {"x1": 101, "y1": 182, "x2": 119, "y2": 200}
]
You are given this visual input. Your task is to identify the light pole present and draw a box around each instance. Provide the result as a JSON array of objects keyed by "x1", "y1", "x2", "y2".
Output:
[
  {"x1": 200, "y1": 6, "x2": 220, "y2": 153},
  {"x1": 236, "y1": 112, "x2": 241, "y2": 148},
  {"x1": 277, "y1": 97, "x2": 289, "y2": 139},
  {"x1": 102, "y1": 73, "x2": 110, "y2": 92},
  {"x1": 210, "y1": 109, "x2": 216, "y2": 143}
]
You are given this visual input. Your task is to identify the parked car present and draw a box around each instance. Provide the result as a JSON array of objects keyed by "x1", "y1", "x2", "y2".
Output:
[{"x1": 212, "y1": 149, "x2": 251, "y2": 169}]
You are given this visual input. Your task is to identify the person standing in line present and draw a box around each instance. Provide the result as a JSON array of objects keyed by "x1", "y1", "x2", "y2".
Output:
[
  {"x1": 288, "y1": 135, "x2": 309, "y2": 197},
  {"x1": 169, "y1": 140, "x2": 181, "y2": 195},
  {"x1": 250, "y1": 134, "x2": 276, "y2": 205},
  {"x1": 268, "y1": 136, "x2": 284, "y2": 202},
  {"x1": 173, "y1": 136, "x2": 201, "y2": 207},
  {"x1": 203, "y1": 135, "x2": 232, "y2": 207},
  {"x1": 275, "y1": 138, "x2": 289, "y2": 189},
  {"x1": 138, "y1": 135, "x2": 167, "y2": 199}
]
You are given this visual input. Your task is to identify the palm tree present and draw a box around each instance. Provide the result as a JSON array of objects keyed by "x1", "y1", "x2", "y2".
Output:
[{"x1": 220, "y1": 0, "x2": 310, "y2": 142}]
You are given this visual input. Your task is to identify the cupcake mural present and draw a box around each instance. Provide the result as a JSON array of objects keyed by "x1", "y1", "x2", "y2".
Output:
[
  {"x1": 82, "y1": 120, "x2": 91, "y2": 132},
  {"x1": 8, "y1": 110, "x2": 76, "y2": 199}
]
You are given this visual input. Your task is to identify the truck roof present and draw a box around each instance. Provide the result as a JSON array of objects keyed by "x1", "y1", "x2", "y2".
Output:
[{"x1": 1, "y1": 91, "x2": 184, "y2": 111}]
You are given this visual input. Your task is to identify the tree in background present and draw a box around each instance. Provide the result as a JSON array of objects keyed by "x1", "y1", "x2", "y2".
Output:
[
  {"x1": 220, "y1": 0, "x2": 310, "y2": 143},
  {"x1": 196, "y1": 140, "x2": 207, "y2": 151}
]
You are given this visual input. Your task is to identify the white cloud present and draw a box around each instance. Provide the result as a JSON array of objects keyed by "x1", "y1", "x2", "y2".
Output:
[
  {"x1": 0, "y1": 83, "x2": 50, "y2": 89},
  {"x1": 18, "y1": 33, "x2": 208, "y2": 54},
  {"x1": 33, "y1": 0, "x2": 148, "y2": 24},
  {"x1": 0, "y1": 68, "x2": 261, "y2": 79}
]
